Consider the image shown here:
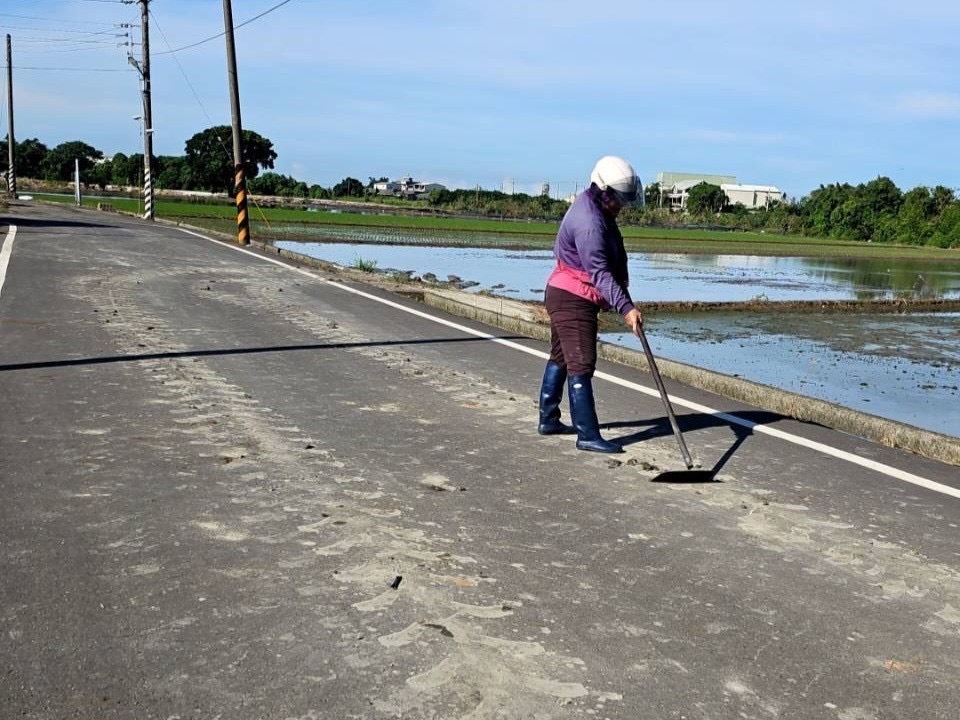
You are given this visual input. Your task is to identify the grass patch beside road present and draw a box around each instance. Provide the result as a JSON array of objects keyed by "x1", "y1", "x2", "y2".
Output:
[{"x1": 31, "y1": 192, "x2": 960, "y2": 261}]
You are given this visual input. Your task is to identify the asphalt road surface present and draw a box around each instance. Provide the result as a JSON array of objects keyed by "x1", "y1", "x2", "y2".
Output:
[{"x1": 2, "y1": 201, "x2": 959, "y2": 720}]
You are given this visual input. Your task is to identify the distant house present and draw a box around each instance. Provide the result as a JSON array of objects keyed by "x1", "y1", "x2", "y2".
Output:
[
  {"x1": 655, "y1": 171, "x2": 783, "y2": 211},
  {"x1": 374, "y1": 176, "x2": 446, "y2": 199},
  {"x1": 372, "y1": 180, "x2": 400, "y2": 195},
  {"x1": 657, "y1": 172, "x2": 736, "y2": 211},
  {"x1": 721, "y1": 183, "x2": 786, "y2": 210}
]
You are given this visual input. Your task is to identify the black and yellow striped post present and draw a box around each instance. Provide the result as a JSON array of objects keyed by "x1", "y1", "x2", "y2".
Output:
[{"x1": 234, "y1": 164, "x2": 250, "y2": 245}]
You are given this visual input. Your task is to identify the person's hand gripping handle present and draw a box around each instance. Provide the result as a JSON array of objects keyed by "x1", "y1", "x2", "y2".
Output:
[{"x1": 624, "y1": 307, "x2": 643, "y2": 338}]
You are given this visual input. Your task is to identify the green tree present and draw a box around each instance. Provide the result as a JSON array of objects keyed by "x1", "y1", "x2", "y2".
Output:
[
  {"x1": 828, "y1": 177, "x2": 904, "y2": 241},
  {"x1": 0, "y1": 137, "x2": 49, "y2": 178},
  {"x1": 686, "y1": 182, "x2": 726, "y2": 214},
  {"x1": 89, "y1": 160, "x2": 113, "y2": 189},
  {"x1": 428, "y1": 188, "x2": 452, "y2": 206},
  {"x1": 40, "y1": 140, "x2": 102, "y2": 182},
  {"x1": 643, "y1": 181, "x2": 662, "y2": 208},
  {"x1": 801, "y1": 183, "x2": 855, "y2": 236},
  {"x1": 127, "y1": 154, "x2": 146, "y2": 187},
  {"x1": 183, "y1": 125, "x2": 277, "y2": 194},
  {"x1": 156, "y1": 155, "x2": 191, "y2": 190},
  {"x1": 859, "y1": 176, "x2": 902, "y2": 217},
  {"x1": 332, "y1": 176, "x2": 364, "y2": 197},
  {"x1": 110, "y1": 152, "x2": 131, "y2": 186},
  {"x1": 931, "y1": 185, "x2": 956, "y2": 215},
  {"x1": 20, "y1": 138, "x2": 49, "y2": 178},
  {"x1": 249, "y1": 171, "x2": 311, "y2": 196},
  {"x1": 893, "y1": 187, "x2": 936, "y2": 245},
  {"x1": 931, "y1": 204, "x2": 960, "y2": 248}
]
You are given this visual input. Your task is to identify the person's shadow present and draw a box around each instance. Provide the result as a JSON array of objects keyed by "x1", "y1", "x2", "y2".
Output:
[{"x1": 603, "y1": 410, "x2": 787, "y2": 482}]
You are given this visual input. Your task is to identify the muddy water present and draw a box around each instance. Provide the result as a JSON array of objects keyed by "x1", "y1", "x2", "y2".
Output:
[
  {"x1": 276, "y1": 240, "x2": 960, "y2": 437},
  {"x1": 277, "y1": 241, "x2": 960, "y2": 302},
  {"x1": 610, "y1": 313, "x2": 959, "y2": 437}
]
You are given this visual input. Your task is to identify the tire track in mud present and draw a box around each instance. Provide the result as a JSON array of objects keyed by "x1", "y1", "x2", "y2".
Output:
[{"x1": 67, "y1": 265, "x2": 618, "y2": 717}]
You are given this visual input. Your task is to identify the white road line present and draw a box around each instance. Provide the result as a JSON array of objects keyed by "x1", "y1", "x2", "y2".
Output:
[
  {"x1": 0, "y1": 225, "x2": 16, "y2": 301},
  {"x1": 178, "y1": 227, "x2": 960, "y2": 501}
]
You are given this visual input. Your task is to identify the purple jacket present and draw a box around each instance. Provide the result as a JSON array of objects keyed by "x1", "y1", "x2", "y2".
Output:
[{"x1": 547, "y1": 184, "x2": 635, "y2": 315}]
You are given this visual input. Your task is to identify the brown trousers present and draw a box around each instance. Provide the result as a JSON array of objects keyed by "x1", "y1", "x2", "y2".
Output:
[{"x1": 545, "y1": 285, "x2": 600, "y2": 377}]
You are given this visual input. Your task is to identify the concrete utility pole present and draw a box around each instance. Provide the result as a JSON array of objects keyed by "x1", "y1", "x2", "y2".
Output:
[
  {"x1": 6, "y1": 34, "x2": 15, "y2": 198},
  {"x1": 127, "y1": 0, "x2": 154, "y2": 220},
  {"x1": 223, "y1": 0, "x2": 250, "y2": 245},
  {"x1": 139, "y1": 0, "x2": 154, "y2": 220},
  {"x1": 140, "y1": 0, "x2": 153, "y2": 220}
]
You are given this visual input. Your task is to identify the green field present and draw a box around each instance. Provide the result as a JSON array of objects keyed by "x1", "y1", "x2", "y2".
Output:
[{"x1": 31, "y1": 193, "x2": 960, "y2": 261}]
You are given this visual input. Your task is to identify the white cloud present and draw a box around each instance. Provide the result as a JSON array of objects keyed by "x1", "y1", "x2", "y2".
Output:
[
  {"x1": 892, "y1": 91, "x2": 960, "y2": 119},
  {"x1": 686, "y1": 129, "x2": 786, "y2": 145}
]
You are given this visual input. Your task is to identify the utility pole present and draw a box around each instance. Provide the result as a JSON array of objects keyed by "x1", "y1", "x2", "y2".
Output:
[
  {"x1": 139, "y1": 0, "x2": 153, "y2": 220},
  {"x1": 5, "y1": 34, "x2": 15, "y2": 199},
  {"x1": 127, "y1": 0, "x2": 154, "y2": 220},
  {"x1": 223, "y1": 0, "x2": 250, "y2": 245}
]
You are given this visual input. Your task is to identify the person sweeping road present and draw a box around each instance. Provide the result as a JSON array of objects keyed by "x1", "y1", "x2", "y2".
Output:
[{"x1": 537, "y1": 155, "x2": 644, "y2": 453}]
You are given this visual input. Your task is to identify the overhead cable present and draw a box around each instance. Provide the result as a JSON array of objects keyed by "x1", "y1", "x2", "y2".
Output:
[{"x1": 155, "y1": 0, "x2": 297, "y2": 55}]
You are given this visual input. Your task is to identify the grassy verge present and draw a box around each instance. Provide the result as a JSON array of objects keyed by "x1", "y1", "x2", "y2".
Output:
[{"x1": 30, "y1": 192, "x2": 960, "y2": 261}]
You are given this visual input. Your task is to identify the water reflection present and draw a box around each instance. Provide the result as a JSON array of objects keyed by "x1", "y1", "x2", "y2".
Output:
[
  {"x1": 799, "y1": 257, "x2": 957, "y2": 299},
  {"x1": 276, "y1": 240, "x2": 960, "y2": 302}
]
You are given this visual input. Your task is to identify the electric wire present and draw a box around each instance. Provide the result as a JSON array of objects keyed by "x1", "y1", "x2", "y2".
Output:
[
  {"x1": 0, "y1": 27, "x2": 126, "y2": 38},
  {"x1": 0, "y1": 12, "x2": 115, "y2": 26},
  {"x1": 9, "y1": 65, "x2": 128, "y2": 71},
  {"x1": 8, "y1": 0, "x2": 288, "y2": 227},
  {"x1": 2, "y1": 2, "x2": 137, "y2": 68},
  {"x1": 149, "y1": 6, "x2": 290, "y2": 229},
  {"x1": 155, "y1": 0, "x2": 297, "y2": 55}
]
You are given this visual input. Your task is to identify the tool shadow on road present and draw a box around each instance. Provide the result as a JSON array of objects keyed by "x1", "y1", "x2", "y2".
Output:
[
  {"x1": 0, "y1": 335, "x2": 529, "y2": 373},
  {"x1": 603, "y1": 410, "x2": 787, "y2": 482}
]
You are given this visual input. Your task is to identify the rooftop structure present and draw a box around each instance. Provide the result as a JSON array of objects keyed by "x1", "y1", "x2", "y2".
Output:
[
  {"x1": 655, "y1": 171, "x2": 783, "y2": 211},
  {"x1": 373, "y1": 176, "x2": 446, "y2": 199}
]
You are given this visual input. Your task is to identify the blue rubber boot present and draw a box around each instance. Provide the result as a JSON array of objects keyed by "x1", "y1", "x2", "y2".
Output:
[
  {"x1": 538, "y1": 362, "x2": 575, "y2": 435},
  {"x1": 568, "y1": 374, "x2": 623, "y2": 453}
]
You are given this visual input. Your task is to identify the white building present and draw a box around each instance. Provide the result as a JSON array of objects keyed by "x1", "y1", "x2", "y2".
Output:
[
  {"x1": 656, "y1": 172, "x2": 736, "y2": 211},
  {"x1": 655, "y1": 171, "x2": 784, "y2": 211},
  {"x1": 721, "y1": 183, "x2": 786, "y2": 209},
  {"x1": 374, "y1": 176, "x2": 446, "y2": 199}
]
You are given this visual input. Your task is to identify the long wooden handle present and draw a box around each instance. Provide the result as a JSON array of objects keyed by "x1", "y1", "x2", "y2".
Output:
[{"x1": 638, "y1": 327, "x2": 694, "y2": 469}]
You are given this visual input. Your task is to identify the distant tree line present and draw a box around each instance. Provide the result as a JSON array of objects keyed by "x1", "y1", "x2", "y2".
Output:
[
  {"x1": 2, "y1": 129, "x2": 957, "y2": 247},
  {"x1": 623, "y1": 178, "x2": 958, "y2": 248}
]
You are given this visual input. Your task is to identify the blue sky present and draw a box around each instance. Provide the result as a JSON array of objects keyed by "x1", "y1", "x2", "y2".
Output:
[{"x1": 2, "y1": 0, "x2": 959, "y2": 200}]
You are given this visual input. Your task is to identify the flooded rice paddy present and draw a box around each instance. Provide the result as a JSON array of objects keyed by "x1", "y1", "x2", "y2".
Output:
[{"x1": 276, "y1": 239, "x2": 960, "y2": 437}]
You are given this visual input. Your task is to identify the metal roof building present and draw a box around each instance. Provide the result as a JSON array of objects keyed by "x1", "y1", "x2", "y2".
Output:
[
  {"x1": 657, "y1": 171, "x2": 737, "y2": 187},
  {"x1": 655, "y1": 172, "x2": 784, "y2": 211},
  {"x1": 721, "y1": 183, "x2": 786, "y2": 209}
]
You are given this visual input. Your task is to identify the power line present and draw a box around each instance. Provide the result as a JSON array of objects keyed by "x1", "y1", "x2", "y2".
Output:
[
  {"x1": 0, "y1": 12, "x2": 115, "y2": 26},
  {"x1": 8, "y1": 65, "x2": 129, "y2": 71},
  {"x1": 147, "y1": 11, "x2": 221, "y2": 139},
  {"x1": 155, "y1": 0, "x2": 297, "y2": 55},
  {"x1": 14, "y1": 37, "x2": 126, "y2": 44},
  {"x1": 0, "y1": 26, "x2": 124, "y2": 36},
  {"x1": 16, "y1": 46, "x2": 129, "y2": 54}
]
